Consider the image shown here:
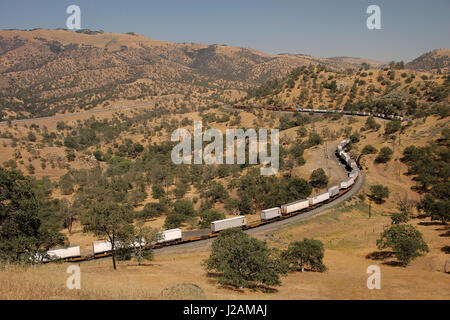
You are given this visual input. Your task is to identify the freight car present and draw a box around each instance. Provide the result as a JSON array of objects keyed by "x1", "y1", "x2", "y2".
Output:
[
  {"x1": 93, "y1": 240, "x2": 113, "y2": 255},
  {"x1": 328, "y1": 186, "x2": 340, "y2": 197},
  {"x1": 340, "y1": 178, "x2": 355, "y2": 189},
  {"x1": 260, "y1": 207, "x2": 282, "y2": 221},
  {"x1": 281, "y1": 198, "x2": 310, "y2": 215},
  {"x1": 158, "y1": 228, "x2": 183, "y2": 243},
  {"x1": 43, "y1": 245, "x2": 81, "y2": 262},
  {"x1": 42, "y1": 134, "x2": 362, "y2": 264},
  {"x1": 308, "y1": 192, "x2": 330, "y2": 206},
  {"x1": 211, "y1": 216, "x2": 247, "y2": 233},
  {"x1": 349, "y1": 169, "x2": 359, "y2": 180},
  {"x1": 349, "y1": 160, "x2": 358, "y2": 169}
]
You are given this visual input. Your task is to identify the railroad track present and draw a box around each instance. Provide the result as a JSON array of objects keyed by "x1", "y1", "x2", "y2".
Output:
[
  {"x1": 0, "y1": 102, "x2": 156, "y2": 126},
  {"x1": 60, "y1": 140, "x2": 363, "y2": 262}
]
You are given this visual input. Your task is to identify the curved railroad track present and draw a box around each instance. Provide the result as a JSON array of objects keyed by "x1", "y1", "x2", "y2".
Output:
[{"x1": 155, "y1": 170, "x2": 364, "y2": 255}]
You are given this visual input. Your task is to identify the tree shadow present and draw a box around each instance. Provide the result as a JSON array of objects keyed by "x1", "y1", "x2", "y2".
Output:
[
  {"x1": 206, "y1": 272, "x2": 278, "y2": 293},
  {"x1": 219, "y1": 284, "x2": 245, "y2": 293},
  {"x1": 440, "y1": 230, "x2": 450, "y2": 237},
  {"x1": 410, "y1": 186, "x2": 426, "y2": 194},
  {"x1": 419, "y1": 221, "x2": 443, "y2": 226},
  {"x1": 441, "y1": 246, "x2": 450, "y2": 254},
  {"x1": 382, "y1": 260, "x2": 405, "y2": 267},
  {"x1": 247, "y1": 283, "x2": 278, "y2": 294},
  {"x1": 365, "y1": 251, "x2": 395, "y2": 260},
  {"x1": 126, "y1": 263, "x2": 157, "y2": 267},
  {"x1": 205, "y1": 271, "x2": 223, "y2": 278}
]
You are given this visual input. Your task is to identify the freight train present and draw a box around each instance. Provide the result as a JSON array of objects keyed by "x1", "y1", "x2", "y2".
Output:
[
  {"x1": 233, "y1": 105, "x2": 406, "y2": 122},
  {"x1": 39, "y1": 139, "x2": 360, "y2": 263}
]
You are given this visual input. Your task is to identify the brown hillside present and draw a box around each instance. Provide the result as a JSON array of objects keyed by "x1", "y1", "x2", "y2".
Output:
[
  {"x1": 406, "y1": 49, "x2": 450, "y2": 73},
  {"x1": 0, "y1": 29, "x2": 387, "y2": 119}
]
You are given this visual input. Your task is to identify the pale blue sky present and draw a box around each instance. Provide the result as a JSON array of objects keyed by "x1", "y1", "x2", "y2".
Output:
[{"x1": 0, "y1": 0, "x2": 449, "y2": 62}]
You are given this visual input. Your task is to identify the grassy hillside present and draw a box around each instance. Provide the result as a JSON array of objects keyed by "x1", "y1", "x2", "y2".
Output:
[
  {"x1": 0, "y1": 29, "x2": 390, "y2": 120},
  {"x1": 0, "y1": 111, "x2": 448, "y2": 300},
  {"x1": 243, "y1": 64, "x2": 449, "y2": 118}
]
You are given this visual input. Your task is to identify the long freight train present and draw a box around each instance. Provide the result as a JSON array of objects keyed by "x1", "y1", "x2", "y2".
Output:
[
  {"x1": 232, "y1": 105, "x2": 406, "y2": 122},
  {"x1": 39, "y1": 139, "x2": 360, "y2": 263}
]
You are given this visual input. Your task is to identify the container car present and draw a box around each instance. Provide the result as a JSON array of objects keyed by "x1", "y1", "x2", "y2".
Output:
[
  {"x1": 340, "y1": 177, "x2": 355, "y2": 189},
  {"x1": 281, "y1": 199, "x2": 310, "y2": 215},
  {"x1": 308, "y1": 192, "x2": 330, "y2": 206},
  {"x1": 211, "y1": 216, "x2": 247, "y2": 233},
  {"x1": 158, "y1": 228, "x2": 182, "y2": 243},
  {"x1": 44, "y1": 245, "x2": 81, "y2": 261},
  {"x1": 328, "y1": 186, "x2": 340, "y2": 197},
  {"x1": 260, "y1": 207, "x2": 282, "y2": 221},
  {"x1": 349, "y1": 170, "x2": 359, "y2": 180},
  {"x1": 92, "y1": 240, "x2": 112, "y2": 255}
]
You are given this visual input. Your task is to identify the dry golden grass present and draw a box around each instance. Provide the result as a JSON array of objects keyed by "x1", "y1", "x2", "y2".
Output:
[
  {"x1": 1, "y1": 109, "x2": 448, "y2": 300},
  {"x1": 1, "y1": 203, "x2": 448, "y2": 300}
]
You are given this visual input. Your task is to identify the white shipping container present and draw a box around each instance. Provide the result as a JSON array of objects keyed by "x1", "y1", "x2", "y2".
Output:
[
  {"x1": 309, "y1": 192, "x2": 330, "y2": 206},
  {"x1": 158, "y1": 228, "x2": 182, "y2": 243},
  {"x1": 93, "y1": 240, "x2": 112, "y2": 254},
  {"x1": 328, "y1": 186, "x2": 340, "y2": 197},
  {"x1": 281, "y1": 199, "x2": 310, "y2": 214},
  {"x1": 260, "y1": 207, "x2": 281, "y2": 220},
  {"x1": 344, "y1": 154, "x2": 351, "y2": 163},
  {"x1": 211, "y1": 216, "x2": 247, "y2": 233},
  {"x1": 349, "y1": 170, "x2": 359, "y2": 179},
  {"x1": 45, "y1": 245, "x2": 80, "y2": 261},
  {"x1": 340, "y1": 178, "x2": 355, "y2": 189}
]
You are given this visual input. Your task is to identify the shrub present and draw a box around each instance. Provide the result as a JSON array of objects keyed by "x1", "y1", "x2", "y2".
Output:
[{"x1": 375, "y1": 147, "x2": 393, "y2": 163}]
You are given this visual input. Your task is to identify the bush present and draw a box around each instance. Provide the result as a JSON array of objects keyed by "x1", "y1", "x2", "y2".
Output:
[
  {"x1": 377, "y1": 224, "x2": 429, "y2": 266},
  {"x1": 282, "y1": 239, "x2": 327, "y2": 272},
  {"x1": 202, "y1": 228, "x2": 287, "y2": 288},
  {"x1": 307, "y1": 132, "x2": 323, "y2": 147},
  {"x1": 362, "y1": 144, "x2": 378, "y2": 155},
  {"x1": 152, "y1": 184, "x2": 165, "y2": 199},
  {"x1": 140, "y1": 202, "x2": 167, "y2": 220},
  {"x1": 198, "y1": 210, "x2": 225, "y2": 229},
  {"x1": 364, "y1": 116, "x2": 381, "y2": 131},
  {"x1": 309, "y1": 168, "x2": 328, "y2": 188},
  {"x1": 375, "y1": 147, "x2": 393, "y2": 163},
  {"x1": 385, "y1": 120, "x2": 402, "y2": 135},
  {"x1": 164, "y1": 212, "x2": 185, "y2": 229},
  {"x1": 368, "y1": 185, "x2": 390, "y2": 204}
]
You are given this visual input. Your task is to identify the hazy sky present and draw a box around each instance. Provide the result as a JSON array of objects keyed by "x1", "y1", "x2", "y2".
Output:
[{"x1": 1, "y1": 0, "x2": 449, "y2": 62}]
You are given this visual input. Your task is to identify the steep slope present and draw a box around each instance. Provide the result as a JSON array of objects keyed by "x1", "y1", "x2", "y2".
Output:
[
  {"x1": 243, "y1": 64, "x2": 449, "y2": 117},
  {"x1": 406, "y1": 49, "x2": 450, "y2": 73},
  {"x1": 0, "y1": 29, "x2": 386, "y2": 119}
]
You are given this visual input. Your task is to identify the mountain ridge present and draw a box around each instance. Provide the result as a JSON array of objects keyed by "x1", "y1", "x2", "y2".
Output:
[{"x1": 0, "y1": 29, "x2": 447, "y2": 120}]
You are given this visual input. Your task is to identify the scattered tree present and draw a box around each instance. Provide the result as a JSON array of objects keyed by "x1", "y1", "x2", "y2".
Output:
[
  {"x1": 377, "y1": 224, "x2": 429, "y2": 266},
  {"x1": 310, "y1": 168, "x2": 328, "y2": 188},
  {"x1": 203, "y1": 228, "x2": 287, "y2": 288},
  {"x1": 282, "y1": 239, "x2": 327, "y2": 272}
]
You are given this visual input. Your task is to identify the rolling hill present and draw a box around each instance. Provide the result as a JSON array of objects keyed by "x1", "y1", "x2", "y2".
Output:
[{"x1": 0, "y1": 29, "x2": 387, "y2": 119}]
